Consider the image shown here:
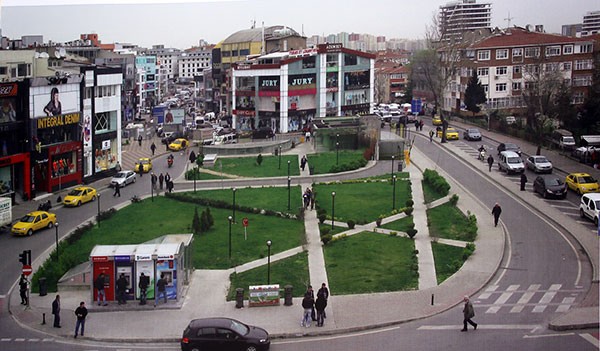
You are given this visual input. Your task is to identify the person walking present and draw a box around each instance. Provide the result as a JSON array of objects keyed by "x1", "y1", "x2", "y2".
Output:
[
  {"x1": 139, "y1": 272, "x2": 149, "y2": 305},
  {"x1": 165, "y1": 172, "x2": 171, "y2": 185},
  {"x1": 461, "y1": 296, "x2": 477, "y2": 332},
  {"x1": 137, "y1": 134, "x2": 143, "y2": 147},
  {"x1": 52, "y1": 294, "x2": 61, "y2": 328},
  {"x1": 520, "y1": 173, "x2": 528, "y2": 191},
  {"x1": 310, "y1": 188, "x2": 316, "y2": 210},
  {"x1": 19, "y1": 274, "x2": 28, "y2": 305},
  {"x1": 150, "y1": 142, "x2": 156, "y2": 156},
  {"x1": 487, "y1": 154, "x2": 494, "y2": 172},
  {"x1": 492, "y1": 203, "x2": 502, "y2": 227},
  {"x1": 429, "y1": 129, "x2": 434, "y2": 142},
  {"x1": 113, "y1": 182, "x2": 121, "y2": 197},
  {"x1": 74, "y1": 301, "x2": 88, "y2": 338},
  {"x1": 317, "y1": 283, "x2": 329, "y2": 318},
  {"x1": 159, "y1": 173, "x2": 164, "y2": 190},
  {"x1": 94, "y1": 273, "x2": 107, "y2": 306},
  {"x1": 155, "y1": 274, "x2": 167, "y2": 306},
  {"x1": 151, "y1": 173, "x2": 157, "y2": 190},
  {"x1": 138, "y1": 162, "x2": 143, "y2": 177},
  {"x1": 315, "y1": 293, "x2": 327, "y2": 327},
  {"x1": 307, "y1": 285, "x2": 317, "y2": 321},
  {"x1": 301, "y1": 292, "x2": 314, "y2": 327},
  {"x1": 300, "y1": 155, "x2": 307, "y2": 171},
  {"x1": 116, "y1": 273, "x2": 128, "y2": 305}
]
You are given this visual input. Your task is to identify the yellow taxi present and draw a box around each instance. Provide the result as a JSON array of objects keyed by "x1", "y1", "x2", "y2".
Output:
[
  {"x1": 63, "y1": 186, "x2": 97, "y2": 207},
  {"x1": 11, "y1": 211, "x2": 57, "y2": 236},
  {"x1": 432, "y1": 115, "x2": 443, "y2": 126},
  {"x1": 168, "y1": 138, "x2": 188, "y2": 151},
  {"x1": 134, "y1": 158, "x2": 152, "y2": 173},
  {"x1": 565, "y1": 172, "x2": 599, "y2": 194},
  {"x1": 436, "y1": 127, "x2": 459, "y2": 140}
]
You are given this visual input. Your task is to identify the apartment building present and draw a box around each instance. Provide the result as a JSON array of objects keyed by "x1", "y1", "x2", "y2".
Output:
[{"x1": 439, "y1": 0, "x2": 492, "y2": 42}]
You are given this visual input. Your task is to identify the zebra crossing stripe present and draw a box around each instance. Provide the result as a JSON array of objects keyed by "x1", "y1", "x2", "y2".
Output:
[
  {"x1": 487, "y1": 284, "x2": 519, "y2": 314},
  {"x1": 510, "y1": 284, "x2": 540, "y2": 313},
  {"x1": 555, "y1": 297, "x2": 576, "y2": 313},
  {"x1": 478, "y1": 285, "x2": 499, "y2": 299},
  {"x1": 532, "y1": 284, "x2": 561, "y2": 313}
]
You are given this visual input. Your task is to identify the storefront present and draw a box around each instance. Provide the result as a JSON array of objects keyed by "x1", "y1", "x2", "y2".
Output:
[{"x1": 0, "y1": 153, "x2": 31, "y2": 203}]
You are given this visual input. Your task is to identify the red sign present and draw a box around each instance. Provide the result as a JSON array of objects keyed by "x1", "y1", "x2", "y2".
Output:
[
  {"x1": 22, "y1": 265, "x2": 33, "y2": 276},
  {"x1": 242, "y1": 218, "x2": 249, "y2": 227}
]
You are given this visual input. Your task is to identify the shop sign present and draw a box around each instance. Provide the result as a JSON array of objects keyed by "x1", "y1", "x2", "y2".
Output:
[
  {"x1": 234, "y1": 110, "x2": 256, "y2": 116},
  {"x1": 37, "y1": 113, "x2": 81, "y2": 129},
  {"x1": 92, "y1": 256, "x2": 109, "y2": 262},
  {"x1": 289, "y1": 76, "x2": 314, "y2": 87},
  {"x1": 135, "y1": 254, "x2": 152, "y2": 261},
  {"x1": 325, "y1": 43, "x2": 343, "y2": 53},
  {"x1": 101, "y1": 140, "x2": 111, "y2": 150},
  {"x1": 114, "y1": 255, "x2": 131, "y2": 262},
  {"x1": 157, "y1": 254, "x2": 174, "y2": 259},
  {"x1": 288, "y1": 48, "x2": 318, "y2": 58},
  {"x1": 0, "y1": 83, "x2": 18, "y2": 97},
  {"x1": 260, "y1": 78, "x2": 279, "y2": 88}
]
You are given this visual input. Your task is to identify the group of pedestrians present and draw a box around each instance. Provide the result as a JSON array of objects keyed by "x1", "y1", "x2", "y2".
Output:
[
  {"x1": 301, "y1": 283, "x2": 329, "y2": 327},
  {"x1": 302, "y1": 187, "x2": 315, "y2": 210},
  {"x1": 50, "y1": 295, "x2": 88, "y2": 338}
]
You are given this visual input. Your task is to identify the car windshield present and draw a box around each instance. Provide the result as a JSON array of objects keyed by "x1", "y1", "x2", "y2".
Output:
[
  {"x1": 68, "y1": 189, "x2": 83, "y2": 196},
  {"x1": 468, "y1": 129, "x2": 479, "y2": 133},
  {"x1": 579, "y1": 176, "x2": 596, "y2": 183},
  {"x1": 546, "y1": 178, "x2": 563, "y2": 186},
  {"x1": 114, "y1": 173, "x2": 126, "y2": 178},
  {"x1": 535, "y1": 157, "x2": 549, "y2": 163},
  {"x1": 140, "y1": 160, "x2": 149, "y2": 165},
  {"x1": 20, "y1": 215, "x2": 35, "y2": 223},
  {"x1": 505, "y1": 144, "x2": 518, "y2": 149},
  {"x1": 507, "y1": 157, "x2": 521, "y2": 164},
  {"x1": 229, "y1": 319, "x2": 249, "y2": 336}
]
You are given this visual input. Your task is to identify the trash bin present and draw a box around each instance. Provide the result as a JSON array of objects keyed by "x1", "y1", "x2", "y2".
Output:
[
  {"x1": 398, "y1": 162, "x2": 403, "y2": 172},
  {"x1": 235, "y1": 288, "x2": 244, "y2": 309},
  {"x1": 284, "y1": 285, "x2": 293, "y2": 306},
  {"x1": 38, "y1": 277, "x2": 47, "y2": 296}
]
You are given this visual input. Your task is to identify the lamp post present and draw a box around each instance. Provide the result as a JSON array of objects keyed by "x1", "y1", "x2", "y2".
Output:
[
  {"x1": 331, "y1": 191, "x2": 336, "y2": 230},
  {"x1": 392, "y1": 175, "x2": 397, "y2": 210},
  {"x1": 96, "y1": 193, "x2": 101, "y2": 226},
  {"x1": 151, "y1": 177, "x2": 154, "y2": 202},
  {"x1": 287, "y1": 160, "x2": 291, "y2": 178},
  {"x1": 278, "y1": 146, "x2": 282, "y2": 170},
  {"x1": 228, "y1": 216, "x2": 233, "y2": 260},
  {"x1": 266, "y1": 240, "x2": 272, "y2": 284},
  {"x1": 232, "y1": 187, "x2": 237, "y2": 223},
  {"x1": 54, "y1": 221, "x2": 59, "y2": 261},
  {"x1": 336, "y1": 142, "x2": 340, "y2": 165},
  {"x1": 391, "y1": 155, "x2": 395, "y2": 179},
  {"x1": 287, "y1": 177, "x2": 291, "y2": 210}
]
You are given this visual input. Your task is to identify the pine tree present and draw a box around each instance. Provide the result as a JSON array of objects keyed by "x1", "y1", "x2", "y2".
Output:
[
  {"x1": 464, "y1": 71, "x2": 487, "y2": 116},
  {"x1": 192, "y1": 207, "x2": 201, "y2": 235},
  {"x1": 206, "y1": 207, "x2": 214, "y2": 228}
]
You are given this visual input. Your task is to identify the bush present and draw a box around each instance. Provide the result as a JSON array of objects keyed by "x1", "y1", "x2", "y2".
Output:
[
  {"x1": 318, "y1": 214, "x2": 327, "y2": 224},
  {"x1": 321, "y1": 234, "x2": 333, "y2": 245},
  {"x1": 423, "y1": 169, "x2": 450, "y2": 196},
  {"x1": 405, "y1": 199, "x2": 414, "y2": 207},
  {"x1": 404, "y1": 207, "x2": 414, "y2": 216},
  {"x1": 256, "y1": 153, "x2": 263, "y2": 166},
  {"x1": 96, "y1": 208, "x2": 116, "y2": 222},
  {"x1": 463, "y1": 242, "x2": 476, "y2": 260},
  {"x1": 192, "y1": 207, "x2": 201, "y2": 234},
  {"x1": 449, "y1": 194, "x2": 459, "y2": 206},
  {"x1": 320, "y1": 227, "x2": 331, "y2": 236},
  {"x1": 347, "y1": 220, "x2": 356, "y2": 229},
  {"x1": 406, "y1": 228, "x2": 418, "y2": 239}
]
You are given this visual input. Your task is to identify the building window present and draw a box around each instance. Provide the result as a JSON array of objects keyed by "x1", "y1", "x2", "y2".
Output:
[
  {"x1": 496, "y1": 49, "x2": 509, "y2": 59},
  {"x1": 512, "y1": 48, "x2": 523, "y2": 57},
  {"x1": 513, "y1": 65, "x2": 522, "y2": 74},
  {"x1": 344, "y1": 54, "x2": 357, "y2": 66},
  {"x1": 483, "y1": 84, "x2": 488, "y2": 94},
  {"x1": 477, "y1": 67, "x2": 489, "y2": 76},
  {"x1": 477, "y1": 50, "x2": 490, "y2": 61},
  {"x1": 496, "y1": 67, "x2": 507, "y2": 76},
  {"x1": 17, "y1": 63, "x2": 30, "y2": 77},
  {"x1": 495, "y1": 83, "x2": 507, "y2": 92},
  {"x1": 572, "y1": 75, "x2": 592, "y2": 87},
  {"x1": 545, "y1": 46, "x2": 561, "y2": 57},
  {"x1": 577, "y1": 43, "x2": 593, "y2": 53},
  {"x1": 572, "y1": 91, "x2": 585, "y2": 104},
  {"x1": 512, "y1": 82, "x2": 521, "y2": 91},
  {"x1": 563, "y1": 45, "x2": 573, "y2": 54},
  {"x1": 575, "y1": 59, "x2": 593, "y2": 70},
  {"x1": 525, "y1": 47, "x2": 540, "y2": 58},
  {"x1": 563, "y1": 62, "x2": 572, "y2": 71}
]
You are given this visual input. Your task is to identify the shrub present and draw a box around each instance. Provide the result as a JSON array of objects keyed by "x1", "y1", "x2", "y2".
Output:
[
  {"x1": 96, "y1": 208, "x2": 116, "y2": 222},
  {"x1": 347, "y1": 219, "x2": 356, "y2": 229},
  {"x1": 192, "y1": 207, "x2": 201, "y2": 234},
  {"x1": 404, "y1": 207, "x2": 414, "y2": 216},
  {"x1": 321, "y1": 234, "x2": 333, "y2": 245},
  {"x1": 423, "y1": 169, "x2": 450, "y2": 196},
  {"x1": 449, "y1": 194, "x2": 459, "y2": 206},
  {"x1": 405, "y1": 199, "x2": 414, "y2": 207},
  {"x1": 318, "y1": 214, "x2": 327, "y2": 224},
  {"x1": 320, "y1": 227, "x2": 331, "y2": 236},
  {"x1": 256, "y1": 153, "x2": 263, "y2": 166},
  {"x1": 406, "y1": 228, "x2": 418, "y2": 239},
  {"x1": 375, "y1": 216, "x2": 383, "y2": 227},
  {"x1": 463, "y1": 242, "x2": 476, "y2": 260}
]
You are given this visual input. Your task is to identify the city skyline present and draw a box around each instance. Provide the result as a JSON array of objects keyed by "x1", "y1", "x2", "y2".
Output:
[{"x1": 1, "y1": 0, "x2": 598, "y2": 50}]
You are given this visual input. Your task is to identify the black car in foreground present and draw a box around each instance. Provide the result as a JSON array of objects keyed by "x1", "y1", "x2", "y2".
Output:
[
  {"x1": 251, "y1": 127, "x2": 275, "y2": 139},
  {"x1": 181, "y1": 318, "x2": 270, "y2": 351},
  {"x1": 533, "y1": 175, "x2": 567, "y2": 199},
  {"x1": 497, "y1": 142, "x2": 522, "y2": 156}
]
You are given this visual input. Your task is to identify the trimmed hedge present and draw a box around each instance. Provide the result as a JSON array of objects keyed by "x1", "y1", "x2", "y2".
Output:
[{"x1": 423, "y1": 169, "x2": 450, "y2": 196}]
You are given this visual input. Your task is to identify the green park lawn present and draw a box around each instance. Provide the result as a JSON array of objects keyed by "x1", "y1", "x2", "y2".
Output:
[
  {"x1": 380, "y1": 215, "x2": 415, "y2": 233},
  {"x1": 306, "y1": 149, "x2": 366, "y2": 175},
  {"x1": 427, "y1": 202, "x2": 477, "y2": 242},
  {"x1": 204, "y1": 155, "x2": 300, "y2": 178},
  {"x1": 431, "y1": 241, "x2": 468, "y2": 284},
  {"x1": 422, "y1": 179, "x2": 446, "y2": 204}
]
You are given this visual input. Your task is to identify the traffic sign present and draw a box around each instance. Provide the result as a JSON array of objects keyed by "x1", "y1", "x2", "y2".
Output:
[
  {"x1": 22, "y1": 265, "x2": 32, "y2": 276},
  {"x1": 242, "y1": 218, "x2": 249, "y2": 227}
]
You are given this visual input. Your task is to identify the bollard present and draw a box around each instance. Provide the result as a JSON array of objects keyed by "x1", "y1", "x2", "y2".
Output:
[
  {"x1": 431, "y1": 293, "x2": 434, "y2": 306},
  {"x1": 235, "y1": 288, "x2": 244, "y2": 309},
  {"x1": 42, "y1": 313, "x2": 46, "y2": 325},
  {"x1": 284, "y1": 285, "x2": 293, "y2": 306}
]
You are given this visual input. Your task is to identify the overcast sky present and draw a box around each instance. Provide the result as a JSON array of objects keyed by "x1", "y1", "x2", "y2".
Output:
[{"x1": 1, "y1": 0, "x2": 598, "y2": 49}]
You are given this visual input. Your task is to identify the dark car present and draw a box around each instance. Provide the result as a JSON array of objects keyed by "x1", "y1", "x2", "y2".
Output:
[
  {"x1": 181, "y1": 318, "x2": 270, "y2": 351},
  {"x1": 463, "y1": 128, "x2": 482, "y2": 141},
  {"x1": 161, "y1": 131, "x2": 186, "y2": 145},
  {"x1": 533, "y1": 175, "x2": 567, "y2": 199},
  {"x1": 497, "y1": 142, "x2": 521, "y2": 156},
  {"x1": 251, "y1": 127, "x2": 275, "y2": 140}
]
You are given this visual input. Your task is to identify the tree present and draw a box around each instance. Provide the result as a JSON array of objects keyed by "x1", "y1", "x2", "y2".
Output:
[
  {"x1": 192, "y1": 207, "x2": 201, "y2": 235},
  {"x1": 464, "y1": 71, "x2": 486, "y2": 116}
]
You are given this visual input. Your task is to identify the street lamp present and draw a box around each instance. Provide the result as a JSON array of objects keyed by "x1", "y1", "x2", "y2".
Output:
[
  {"x1": 96, "y1": 193, "x2": 101, "y2": 226},
  {"x1": 54, "y1": 221, "x2": 59, "y2": 261},
  {"x1": 232, "y1": 187, "x2": 237, "y2": 223},
  {"x1": 151, "y1": 177, "x2": 154, "y2": 202},
  {"x1": 391, "y1": 155, "x2": 395, "y2": 179},
  {"x1": 331, "y1": 191, "x2": 336, "y2": 230},
  {"x1": 287, "y1": 160, "x2": 291, "y2": 178},
  {"x1": 336, "y1": 142, "x2": 340, "y2": 165},
  {"x1": 266, "y1": 240, "x2": 272, "y2": 284},
  {"x1": 392, "y1": 175, "x2": 397, "y2": 210},
  {"x1": 278, "y1": 146, "x2": 282, "y2": 170},
  {"x1": 287, "y1": 177, "x2": 291, "y2": 210},
  {"x1": 228, "y1": 216, "x2": 233, "y2": 260}
]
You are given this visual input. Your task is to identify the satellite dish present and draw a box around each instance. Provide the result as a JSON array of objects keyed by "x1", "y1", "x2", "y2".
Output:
[
  {"x1": 59, "y1": 48, "x2": 66, "y2": 57},
  {"x1": 40, "y1": 52, "x2": 49, "y2": 58},
  {"x1": 34, "y1": 52, "x2": 40, "y2": 58},
  {"x1": 54, "y1": 50, "x2": 61, "y2": 58}
]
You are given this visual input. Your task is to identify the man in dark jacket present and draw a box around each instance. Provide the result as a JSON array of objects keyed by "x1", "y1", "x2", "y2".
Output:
[
  {"x1": 492, "y1": 203, "x2": 502, "y2": 227},
  {"x1": 301, "y1": 292, "x2": 314, "y2": 327},
  {"x1": 19, "y1": 274, "x2": 28, "y2": 305},
  {"x1": 317, "y1": 283, "x2": 329, "y2": 318},
  {"x1": 520, "y1": 173, "x2": 528, "y2": 191},
  {"x1": 487, "y1": 155, "x2": 494, "y2": 172},
  {"x1": 315, "y1": 294, "x2": 327, "y2": 327},
  {"x1": 155, "y1": 274, "x2": 168, "y2": 306},
  {"x1": 461, "y1": 296, "x2": 477, "y2": 331},
  {"x1": 116, "y1": 273, "x2": 128, "y2": 305},
  {"x1": 94, "y1": 273, "x2": 107, "y2": 306},
  {"x1": 139, "y1": 273, "x2": 149, "y2": 305},
  {"x1": 52, "y1": 295, "x2": 61, "y2": 328},
  {"x1": 74, "y1": 301, "x2": 88, "y2": 338}
]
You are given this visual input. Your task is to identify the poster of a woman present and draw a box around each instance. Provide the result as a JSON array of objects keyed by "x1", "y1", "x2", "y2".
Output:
[{"x1": 44, "y1": 87, "x2": 62, "y2": 116}]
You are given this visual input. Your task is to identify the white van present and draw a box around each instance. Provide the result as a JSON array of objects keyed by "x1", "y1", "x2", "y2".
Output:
[
  {"x1": 213, "y1": 133, "x2": 238, "y2": 145},
  {"x1": 580, "y1": 193, "x2": 600, "y2": 226},
  {"x1": 498, "y1": 151, "x2": 525, "y2": 174}
]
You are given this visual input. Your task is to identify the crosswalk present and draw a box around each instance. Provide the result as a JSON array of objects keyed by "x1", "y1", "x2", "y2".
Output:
[{"x1": 476, "y1": 284, "x2": 583, "y2": 314}]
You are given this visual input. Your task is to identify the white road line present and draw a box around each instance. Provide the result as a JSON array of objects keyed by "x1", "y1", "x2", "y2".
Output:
[
  {"x1": 555, "y1": 297, "x2": 576, "y2": 313},
  {"x1": 532, "y1": 284, "x2": 560, "y2": 313},
  {"x1": 523, "y1": 332, "x2": 575, "y2": 339},
  {"x1": 510, "y1": 284, "x2": 540, "y2": 313},
  {"x1": 579, "y1": 333, "x2": 600, "y2": 349},
  {"x1": 478, "y1": 285, "x2": 499, "y2": 299},
  {"x1": 418, "y1": 324, "x2": 541, "y2": 330},
  {"x1": 42, "y1": 338, "x2": 54, "y2": 342},
  {"x1": 487, "y1": 285, "x2": 519, "y2": 313},
  {"x1": 28, "y1": 338, "x2": 40, "y2": 342},
  {"x1": 1, "y1": 338, "x2": 11, "y2": 342},
  {"x1": 14, "y1": 338, "x2": 25, "y2": 342}
]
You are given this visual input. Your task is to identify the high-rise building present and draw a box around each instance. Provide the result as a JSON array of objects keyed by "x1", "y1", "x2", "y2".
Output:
[
  {"x1": 439, "y1": 0, "x2": 492, "y2": 41},
  {"x1": 582, "y1": 10, "x2": 600, "y2": 36}
]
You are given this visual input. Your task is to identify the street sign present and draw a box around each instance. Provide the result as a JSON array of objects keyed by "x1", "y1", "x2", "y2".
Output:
[
  {"x1": 22, "y1": 265, "x2": 32, "y2": 276},
  {"x1": 411, "y1": 98, "x2": 422, "y2": 114},
  {"x1": 242, "y1": 218, "x2": 249, "y2": 227},
  {"x1": 242, "y1": 218, "x2": 249, "y2": 240}
]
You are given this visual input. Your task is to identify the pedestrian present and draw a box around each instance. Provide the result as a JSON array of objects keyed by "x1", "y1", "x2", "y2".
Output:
[
  {"x1": 52, "y1": 294, "x2": 61, "y2": 328},
  {"x1": 303, "y1": 189, "x2": 311, "y2": 210},
  {"x1": 139, "y1": 272, "x2": 149, "y2": 305},
  {"x1": 461, "y1": 296, "x2": 477, "y2": 332},
  {"x1": 301, "y1": 292, "x2": 314, "y2": 327},
  {"x1": 167, "y1": 180, "x2": 174, "y2": 193},
  {"x1": 159, "y1": 173, "x2": 164, "y2": 190},
  {"x1": 74, "y1": 301, "x2": 88, "y2": 338},
  {"x1": 138, "y1": 134, "x2": 143, "y2": 147},
  {"x1": 310, "y1": 188, "x2": 316, "y2": 210},
  {"x1": 165, "y1": 172, "x2": 171, "y2": 184},
  {"x1": 113, "y1": 182, "x2": 121, "y2": 197},
  {"x1": 492, "y1": 203, "x2": 502, "y2": 227},
  {"x1": 19, "y1": 274, "x2": 28, "y2": 305},
  {"x1": 315, "y1": 293, "x2": 327, "y2": 327},
  {"x1": 115, "y1": 161, "x2": 122, "y2": 172},
  {"x1": 305, "y1": 130, "x2": 311, "y2": 142},
  {"x1": 138, "y1": 162, "x2": 143, "y2": 177},
  {"x1": 307, "y1": 285, "x2": 317, "y2": 321},
  {"x1": 429, "y1": 130, "x2": 434, "y2": 142},
  {"x1": 300, "y1": 155, "x2": 307, "y2": 171},
  {"x1": 155, "y1": 273, "x2": 168, "y2": 306},
  {"x1": 116, "y1": 273, "x2": 128, "y2": 305},
  {"x1": 420, "y1": 120, "x2": 424, "y2": 131},
  {"x1": 317, "y1": 283, "x2": 329, "y2": 318},
  {"x1": 487, "y1": 154, "x2": 494, "y2": 172},
  {"x1": 520, "y1": 173, "x2": 528, "y2": 191},
  {"x1": 150, "y1": 142, "x2": 156, "y2": 156},
  {"x1": 94, "y1": 273, "x2": 107, "y2": 306},
  {"x1": 151, "y1": 173, "x2": 157, "y2": 190}
]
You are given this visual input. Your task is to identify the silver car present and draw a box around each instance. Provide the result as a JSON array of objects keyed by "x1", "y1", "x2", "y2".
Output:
[
  {"x1": 526, "y1": 155, "x2": 553, "y2": 173},
  {"x1": 110, "y1": 170, "x2": 136, "y2": 187},
  {"x1": 463, "y1": 128, "x2": 482, "y2": 141}
]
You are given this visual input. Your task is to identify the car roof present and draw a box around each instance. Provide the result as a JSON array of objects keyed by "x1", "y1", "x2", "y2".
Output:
[
  {"x1": 500, "y1": 151, "x2": 520, "y2": 157},
  {"x1": 467, "y1": 128, "x2": 480, "y2": 132},
  {"x1": 74, "y1": 186, "x2": 91, "y2": 190},
  {"x1": 569, "y1": 172, "x2": 591, "y2": 177},
  {"x1": 27, "y1": 211, "x2": 49, "y2": 216},
  {"x1": 139, "y1": 158, "x2": 150, "y2": 161},
  {"x1": 582, "y1": 193, "x2": 600, "y2": 200},
  {"x1": 188, "y1": 318, "x2": 238, "y2": 329},
  {"x1": 537, "y1": 174, "x2": 560, "y2": 180}
]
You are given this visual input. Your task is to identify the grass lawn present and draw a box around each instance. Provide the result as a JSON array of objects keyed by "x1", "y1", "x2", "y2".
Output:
[
  {"x1": 427, "y1": 202, "x2": 477, "y2": 242},
  {"x1": 314, "y1": 180, "x2": 411, "y2": 224},
  {"x1": 431, "y1": 242, "x2": 466, "y2": 284},
  {"x1": 324, "y1": 232, "x2": 418, "y2": 294},
  {"x1": 380, "y1": 215, "x2": 415, "y2": 233},
  {"x1": 307, "y1": 149, "x2": 366, "y2": 175},
  {"x1": 207, "y1": 155, "x2": 300, "y2": 178},
  {"x1": 319, "y1": 223, "x2": 348, "y2": 237},
  {"x1": 422, "y1": 179, "x2": 446, "y2": 204},
  {"x1": 228, "y1": 251, "x2": 309, "y2": 300}
]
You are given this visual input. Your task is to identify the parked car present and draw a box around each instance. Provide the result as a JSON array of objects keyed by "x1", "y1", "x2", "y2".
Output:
[
  {"x1": 161, "y1": 131, "x2": 186, "y2": 145},
  {"x1": 11, "y1": 211, "x2": 56, "y2": 236},
  {"x1": 463, "y1": 128, "x2": 482, "y2": 141},
  {"x1": 497, "y1": 142, "x2": 522, "y2": 156},
  {"x1": 525, "y1": 155, "x2": 553, "y2": 173},
  {"x1": 63, "y1": 186, "x2": 97, "y2": 207},
  {"x1": 533, "y1": 175, "x2": 567, "y2": 199},
  {"x1": 566, "y1": 172, "x2": 599, "y2": 194},
  {"x1": 168, "y1": 138, "x2": 189, "y2": 151},
  {"x1": 436, "y1": 127, "x2": 459, "y2": 140},
  {"x1": 110, "y1": 170, "x2": 136, "y2": 188},
  {"x1": 134, "y1": 158, "x2": 153, "y2": 173},
  {"x1": 498, "y1": 151, "x2": 525, "y2": 174},
  {"x1": 181, "y1": 318, "x2": 270, "y2": 351},
  {"x1": 579, "y1": 193, "x2": 600, "y2": 226},
  {"x1": 251, "y1": 127, "x2": 275, "y2": 139}
]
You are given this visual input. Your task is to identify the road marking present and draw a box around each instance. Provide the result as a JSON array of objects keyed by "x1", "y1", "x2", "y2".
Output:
[
  {"x1": 532, "y1": 284, "x2": 560, "y2": 313},
  {"x1": 14, "y1": 338, "x2": 25, "y2": 341},
  {"x1": 478, "y1": 285, "x2": 499, "y2": 299},
  {"x1": 510, "y1": 284, "x2": 539, "y2": 313},
  {"x1": 523, "y1": 332, "x2": 575, "y2": 339},
  {"x1": 0, "y1": 295, "x2": 5, "y2": 299},
  {"x1": 28, "y1": 338, "x2": 40, "y2": 342},
  {"x1": 418, "y1": 324, "x2": 541, "y2": 331},
  {"x1": 579, "y1": 333, "x2": 600, "y2": 348},
  {"x1": 1, "y1": 338, "x2": 10, "y2": 341},
  {"x1": 487, "y1": 284, "x2": 519, "y2": 313},
  {"x1": 555, "y1": 297, "x2": 576, "y2": 313}
]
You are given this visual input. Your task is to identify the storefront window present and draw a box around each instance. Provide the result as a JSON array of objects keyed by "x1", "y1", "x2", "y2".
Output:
[
  {"x1": 94, "y1": 140, "x2": 118, "y2": 172},
  {"x1": 51, "y1": 151, "x2": 76, "y2": 178},
  {"x1": 0, "y1": 166, "x2": 12, "y2": 195}
]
